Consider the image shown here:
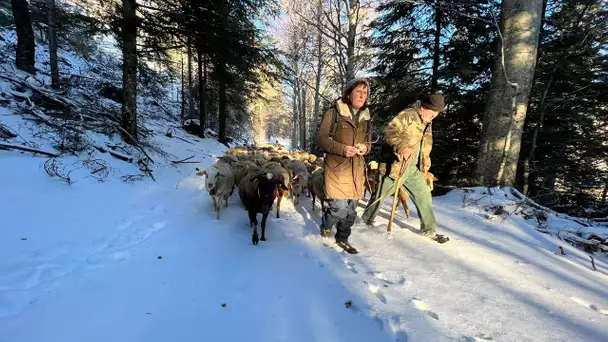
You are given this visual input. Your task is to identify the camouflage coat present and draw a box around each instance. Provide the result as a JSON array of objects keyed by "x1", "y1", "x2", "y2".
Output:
[
  {"x1": 317, "y1": 99, "x2": 371, "y2": 199},
  {"x1": 383, "y1": 101, "x2": 432, "y2": 179}
]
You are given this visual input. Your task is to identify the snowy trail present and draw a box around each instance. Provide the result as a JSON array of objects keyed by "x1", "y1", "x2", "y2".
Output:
[
  {"x1": 0, "y1": 178, "x2": 424, "y2": 342},
  {"x1": 2, "y1": 151, "x2": 608, "y2": 341}
]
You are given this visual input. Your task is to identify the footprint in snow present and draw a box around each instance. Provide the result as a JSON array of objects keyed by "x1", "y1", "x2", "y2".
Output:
[
  {"x1": 387, "y1": 316, "x2": 409, "y2": 342},
  {"x1": 365, "y1": 282, "x2": 387, "y2": 304},
  {"x1": 370, "y1": 271, "x2": 395, "y2": 285},
  {"x1": 462, "y1": 334, "x2": 493, "y2": 341},
  {"x1": 570, "y1": 297, "x2": 608, "y2": 315},
  {"x1": 590, "y1": 304, "x2": 608, "y2": 316},
  {"x1": 411, "y1": 298, "x2": 439, "y2": 320},
  {"x1": 116, "y1": 215, "x2": 144, "y2": 231},
  {"x1": 341, "y1": 257, "x2": 359, "y2": 274}
]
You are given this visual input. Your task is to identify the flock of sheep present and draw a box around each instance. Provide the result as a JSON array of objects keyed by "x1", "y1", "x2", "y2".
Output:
[
  {"x1": 196, "y1": 143, "x2": 332, "y2": 245},
  {"x1": 196, "y1": 143, "x2": 430, "y2": 245}
]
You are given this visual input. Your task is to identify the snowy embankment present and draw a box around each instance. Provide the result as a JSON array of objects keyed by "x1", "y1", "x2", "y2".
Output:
[{"x1": 1, "y1": 105, "x2": 607, "y2": 341}]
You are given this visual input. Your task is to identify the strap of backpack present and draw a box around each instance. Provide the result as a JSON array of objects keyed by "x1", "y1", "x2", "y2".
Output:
[{"x1": 329, "y1": 103, "x2": 339, "y2": 139}]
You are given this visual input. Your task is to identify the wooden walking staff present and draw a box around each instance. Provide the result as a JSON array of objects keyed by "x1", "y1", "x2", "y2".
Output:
[{"x1": 387, "y1": 154, "x2": 413, "y2": 233}]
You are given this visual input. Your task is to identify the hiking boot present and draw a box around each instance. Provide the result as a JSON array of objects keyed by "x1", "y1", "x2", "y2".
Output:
[
  {"x1": 336, "y1": 240, "x2": 358, "y2": 254},
  {"x1": 422, "y1": 230, "x2": 450, "y2": 244},
  {"x1": 433, "y1": 234, "x2": 450, "y2": 244},
  {"x1": 320, "y1": 229, "x2": 332, "y2": 238}
]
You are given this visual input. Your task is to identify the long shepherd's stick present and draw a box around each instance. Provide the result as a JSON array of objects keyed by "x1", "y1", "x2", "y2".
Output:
[{"x1": 387, "y1": 156, "x2": 412, "y2": 233}]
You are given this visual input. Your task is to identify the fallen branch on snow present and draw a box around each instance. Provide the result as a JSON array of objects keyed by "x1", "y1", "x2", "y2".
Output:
[
  {"x1": 171, "y1": 155, "x2": 200, "y2": 164},
  {"x1": 0, "y1": 143, "x2": 59, "y2": 157},
  {"x1": 94, "y1": 145, "x2": 133, "y2": 163},
  {"x1": 43, "y1": 158, "x2": 76, "y2": 185},
  {"x1": 116, "y1": 125, "x2": 155, "y2": 164},
  {"x1": 0, "y1": 122, "x2": 18, "y2": 139},
  {"x1": 590, "y1": 256, "x2": 597, "y2": 271},
  {"x1": 174, "y1": 136, "x2": 196, "y2": 145},
  {"x1": 108, "y1": 150, "x2": 133, "y2": 163},
  {"x1": 0, "y1": 73, "x2": 73, "y2": 110}
]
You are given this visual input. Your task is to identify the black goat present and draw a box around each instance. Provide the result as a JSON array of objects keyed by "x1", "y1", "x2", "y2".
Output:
[{"x1": 239, "y1": 172, "x2": 288, "y2": 245}]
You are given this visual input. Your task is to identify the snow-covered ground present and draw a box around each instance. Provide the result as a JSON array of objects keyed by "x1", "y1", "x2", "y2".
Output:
[{"x1": 1, "y1": 107, "x2": 608, "y2": 341}]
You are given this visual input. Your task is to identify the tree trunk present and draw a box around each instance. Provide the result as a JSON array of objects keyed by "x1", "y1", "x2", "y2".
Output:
[
  {"x1": 311, "y1": 12, "x2": 323, "y2": 153},
  {"x1": 11, "y1": 0, "x2": 36, "y2": 74},
  {"x1": 180, "y1": 53, "x2": 185, "y2": 125},
  {"x1": 522, "y1": 69, "x2": 555, "y2": 195},
  {"x1": 522, "y1": 0, "x2": 549, "y2": 195},
  {"x1": 291, "y1": 78, "x2": 299, "y2": 149},
  {"x1": 431, "y1": 0, "x2": 441, "y2": 92},
  {"x1": 345, "y1": 0, "x2": 359, "y2": 82},
  {"x1": 300, "y1": 86, "x2": 307, "y2": 150},
  {"x1": 218, "y1": 70, "x2": 227, "y2": 145},
  {"x1": 121, "y1": 0, "x2": 138, "y2": 141},
  {"x1": 48, "y1": 0, "x2": 59, "y2": 89},
  {"x1": 473, "y1": 0, "x2": 543, "y2": 187},
  {"x1": 602, "y1": 178, "x2": 607, "y2": 206},
  {"x1": 197, "y1": 47, "x2": 206, "y2": 138},
  {"x1": 187, "y1": 34, "x2": 194, "y2": 120}
]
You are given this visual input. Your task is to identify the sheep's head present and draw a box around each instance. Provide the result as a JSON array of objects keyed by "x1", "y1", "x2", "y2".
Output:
[
  {"x1": 253, "y1": 173, "x2": 288, "y2": 207},
  {"x1": 203, "y1": 167, "x2": 222, "y2": 196},
  {"x1": 291, "y1": 173, "x2": 307, "y2": 196}
]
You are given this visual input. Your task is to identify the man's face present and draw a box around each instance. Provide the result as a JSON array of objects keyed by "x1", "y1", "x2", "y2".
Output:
[
  {"x1": 420, "y1": 107, "x2": 439, "y2": 123},
  {"x1": 349, "y1": 84, "x2": 368, "y2": 110}
]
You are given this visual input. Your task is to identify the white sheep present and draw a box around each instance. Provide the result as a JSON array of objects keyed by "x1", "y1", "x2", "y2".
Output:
[
  {"x1": 197, "y1": 159, "x2": 235, "y2": 220},
  {"x1": 286, "y1": 160, "x2": 310, "y2": 198},
  {"x1": 290, "y1": 171, "x2": 308, "y2": 205}
]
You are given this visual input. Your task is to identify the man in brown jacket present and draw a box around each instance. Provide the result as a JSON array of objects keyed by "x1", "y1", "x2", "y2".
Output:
[
  {"x1": 362, "y1": 93, "x2": 449, "y2": 243},
  {"x1": 316, "y1": 77, "x2": 372, "y2": 254}
]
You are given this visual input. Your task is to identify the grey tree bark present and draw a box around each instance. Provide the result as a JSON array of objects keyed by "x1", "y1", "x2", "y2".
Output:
[
  {"x1": 197, "y1": 46, "x2": 207, "y2": 138},
  {"x1": 345, "y1": 0, "x2": 359, "y2": 82},
  {"x1": 11, "y1": 0, "x2": 36, "y2": 74},
  {"x1": 299, "y1": 85, "x2": 307, "y2": 149},
  {"x1": 311, "y1": 24, "x2": 323, "y2": 153},
  {"x1": 121, "y1": 0, "x2": 138, "y2": 141},
  {"x1": 187, "y1": 34, "x2": 194, "y2": 120},
  {"x1": 291, "y1": 78, "x2": 299, "y2": 149},
  {"x1": 180, "y1": 54, "x2": 185, "y2": 125},
  {"x1": 48, "y1": 0, "x2": 59, "y2": 89},
  {"x1": 218, "y1": 70, "x2": 227, "y2": 145},
  {"x1": 474, "y1": 0, "x2": 544, "y2": 187},
  {"x1": 431, "y1": 0, "x2": 441, "y2": 92}
]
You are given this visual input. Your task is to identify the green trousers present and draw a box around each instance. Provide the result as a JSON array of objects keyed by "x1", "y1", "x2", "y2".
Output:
[{"x1": 361, "y1": 167, "x2": 436, "y2": 234}]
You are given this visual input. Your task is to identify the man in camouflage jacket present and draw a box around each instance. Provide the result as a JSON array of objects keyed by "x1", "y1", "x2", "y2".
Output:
[{"x1": 362, "y1": 94, "x2": 446, "y2": 242}]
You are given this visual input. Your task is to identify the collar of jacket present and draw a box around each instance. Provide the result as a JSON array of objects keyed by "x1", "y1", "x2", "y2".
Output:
[
  {"x1": 336, "y1": 99, "x2": 370, "y2": 122},
  {"x1": 412, "y1": 100, "x2": 423, "y2": 123}
]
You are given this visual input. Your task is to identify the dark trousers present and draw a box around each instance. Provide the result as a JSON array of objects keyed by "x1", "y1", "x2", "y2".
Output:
[{"x1": 320, "y1": 199, "x2": 358, "y2": 242}]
